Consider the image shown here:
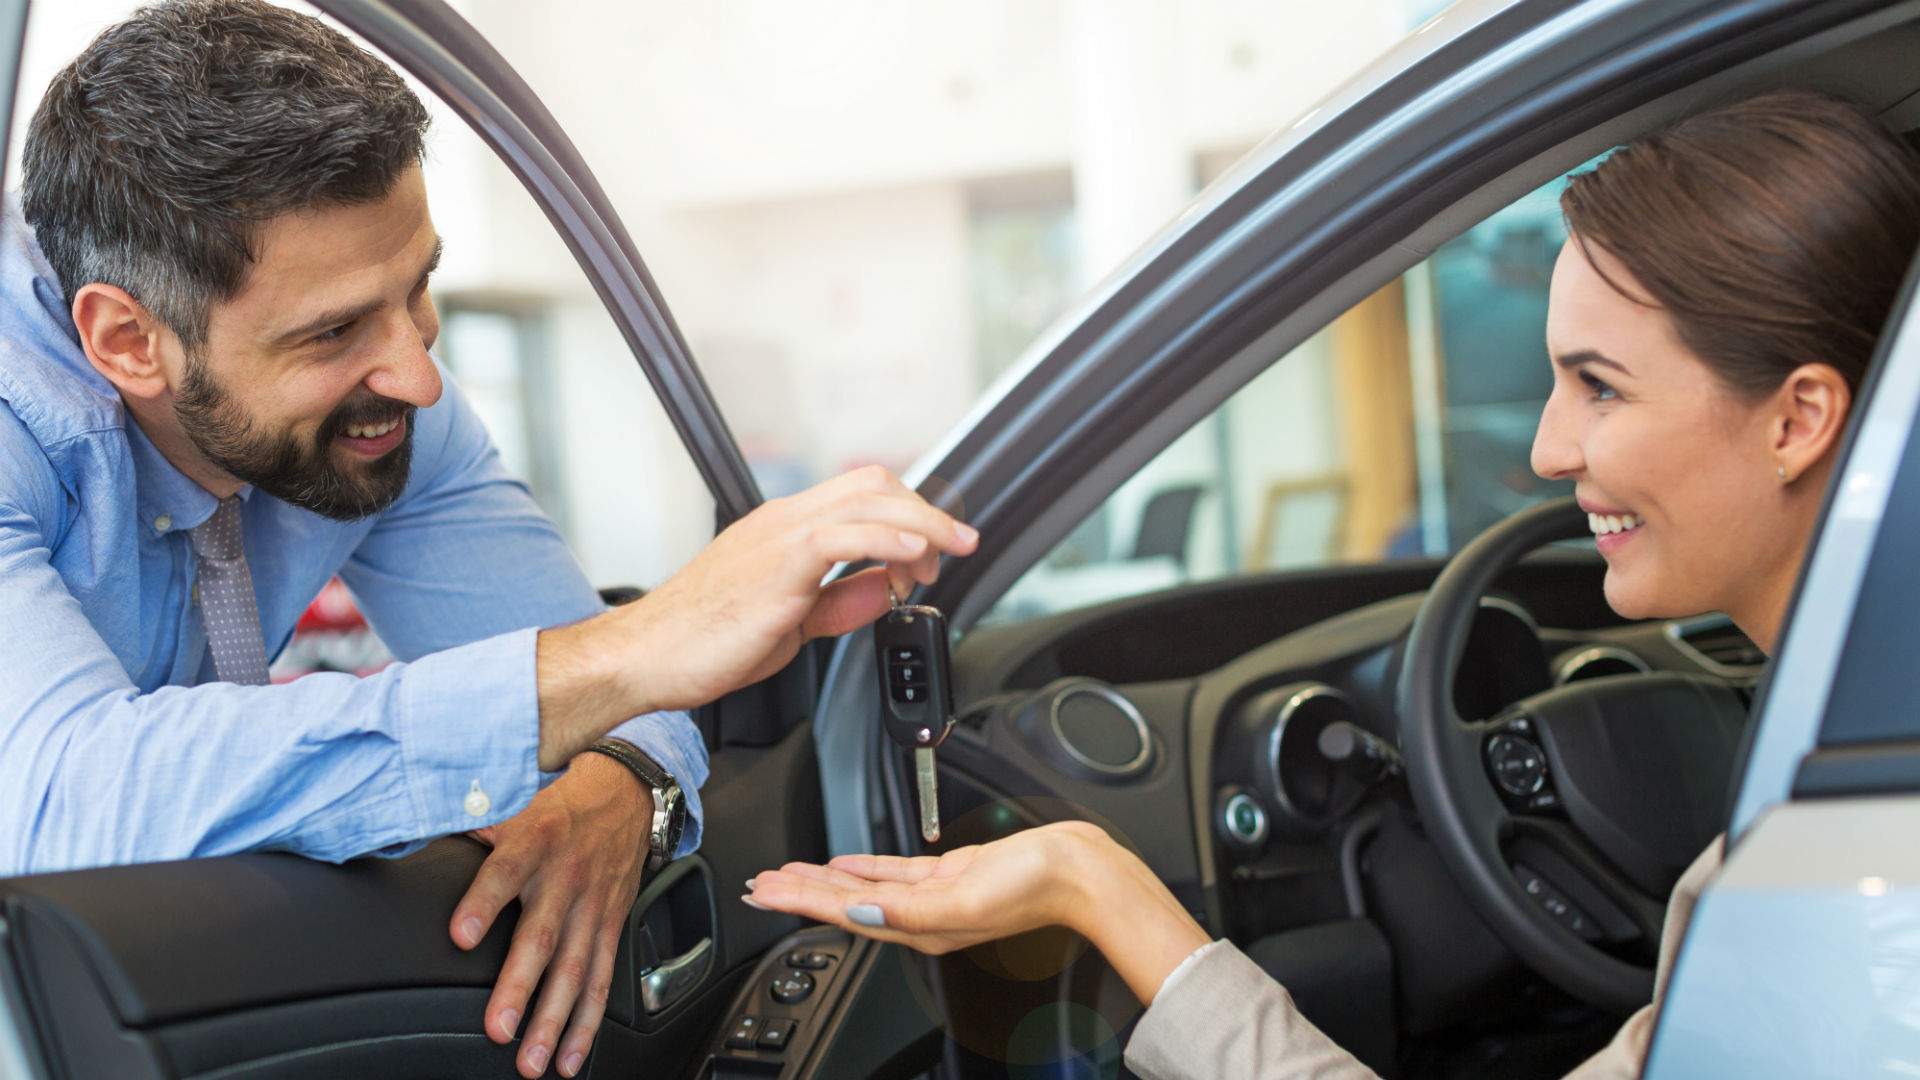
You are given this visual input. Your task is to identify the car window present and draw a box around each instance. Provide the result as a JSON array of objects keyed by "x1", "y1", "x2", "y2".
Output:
[{"x1": 983, "y1": 173, "x2": 1578, "y2": 624}]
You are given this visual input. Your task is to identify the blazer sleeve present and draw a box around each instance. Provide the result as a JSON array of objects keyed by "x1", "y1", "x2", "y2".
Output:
[{"x1": 1124, "y1": 941, "x2": 1383, "y2": 1080}]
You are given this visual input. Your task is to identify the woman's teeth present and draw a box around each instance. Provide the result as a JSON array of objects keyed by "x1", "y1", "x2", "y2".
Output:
[
  {"x1": 343, "y1": 418, "x2": 400, "y2": 440},
  {"x1": 1588, "y1": 512, "x2": 1644, "y2": 535}
]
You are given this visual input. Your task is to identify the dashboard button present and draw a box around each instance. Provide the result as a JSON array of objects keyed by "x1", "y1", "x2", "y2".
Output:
[
  {"x1": 784, "y1": 949, "x2": 832, "y2": 969},
  {"x1": 1220, "y1": 792, "x2": 1269, "y2": 848}
]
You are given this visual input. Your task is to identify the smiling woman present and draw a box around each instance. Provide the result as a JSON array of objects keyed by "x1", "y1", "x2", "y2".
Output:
[{"x1": 1536, "y1": 90, "x2": 1920, "y2": 650}]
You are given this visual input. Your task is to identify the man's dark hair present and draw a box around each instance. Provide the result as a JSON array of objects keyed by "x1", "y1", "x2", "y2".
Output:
[{"x1": 21, "y1": 0, "x2": 430, "y2": 354}]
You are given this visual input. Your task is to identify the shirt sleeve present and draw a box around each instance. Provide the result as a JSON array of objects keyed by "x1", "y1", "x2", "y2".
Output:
[
  {"x1": 0, "y1": 478, "x2": 551, "y2": 874},
  {"x1": 337, "y1": 366, "x2": 709, "y2": 853},
  {"x1": 1125, "y1": 940, "x2": 1384, "y2": 1080}
]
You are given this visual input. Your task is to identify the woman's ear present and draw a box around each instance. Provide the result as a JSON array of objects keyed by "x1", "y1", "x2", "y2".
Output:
[
  {"x1": 72, "y1": 283, "x2": 170, "y2": 401},
  {"x1": 1772, "y1": 362, "x2": 1852, "y2": 482}
]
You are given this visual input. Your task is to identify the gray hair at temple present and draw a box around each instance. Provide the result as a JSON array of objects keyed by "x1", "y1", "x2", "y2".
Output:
[{"x1": 21, "y1": 0, "x2": 430, "y2": 355}]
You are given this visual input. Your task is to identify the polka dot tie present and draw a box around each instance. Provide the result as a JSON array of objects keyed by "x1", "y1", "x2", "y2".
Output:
[{"x1": 188, "y1": 497, "x2": 271, "y2": 686}]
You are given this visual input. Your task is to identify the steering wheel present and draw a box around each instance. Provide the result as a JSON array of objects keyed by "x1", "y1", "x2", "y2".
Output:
[{"x1": 1396, "y1": 496, "x2": 1747, "y2": 1015}]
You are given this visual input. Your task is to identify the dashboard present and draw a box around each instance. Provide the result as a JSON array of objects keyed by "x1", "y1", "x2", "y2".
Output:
[{"x1": 935, "y1": 548, "x2": 1758, "y2": 1052}]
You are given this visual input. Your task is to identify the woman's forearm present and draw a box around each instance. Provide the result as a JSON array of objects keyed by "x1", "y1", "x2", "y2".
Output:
[{"x1": 1058, "y1": 832, "x2": 1213, "y2": 1005}]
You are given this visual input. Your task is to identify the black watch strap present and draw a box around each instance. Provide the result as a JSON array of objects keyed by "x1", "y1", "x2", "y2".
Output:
[{"x1": 584, "y1": 739, "x2": 685, "y2": 872}]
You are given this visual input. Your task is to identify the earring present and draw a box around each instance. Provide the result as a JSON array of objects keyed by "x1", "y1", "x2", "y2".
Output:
[{"x1": 1778, "y1": 465, "x2": 1788, "y2": 480}]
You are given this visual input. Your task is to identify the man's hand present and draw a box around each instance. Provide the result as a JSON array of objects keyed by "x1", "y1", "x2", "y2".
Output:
[
  {"x1": 451, "y1": 753, "x2": 651, "y2": 1078},
  {"x1": 535, "y1": 466, "x2": 978, "y2": 768}
]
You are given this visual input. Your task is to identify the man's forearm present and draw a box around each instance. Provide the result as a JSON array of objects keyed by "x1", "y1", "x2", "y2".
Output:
[{"x1": 534, "y1": 607, "x2": 659, "y2": 772}]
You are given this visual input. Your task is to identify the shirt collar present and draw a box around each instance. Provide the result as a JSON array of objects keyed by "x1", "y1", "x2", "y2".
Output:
[{"x1": 126, "y1": 417, "x2": 253, "y2": 537}]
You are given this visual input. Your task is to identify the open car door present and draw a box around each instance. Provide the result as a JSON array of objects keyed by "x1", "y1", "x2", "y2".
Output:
[{"x1": 0, "y1": 2, "x2": 928, "y2": 1077}]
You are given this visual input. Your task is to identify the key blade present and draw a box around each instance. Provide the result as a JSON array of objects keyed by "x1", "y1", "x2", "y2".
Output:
[{"x1": 915, "y1": 747, "x2": 941, "y2": 843}]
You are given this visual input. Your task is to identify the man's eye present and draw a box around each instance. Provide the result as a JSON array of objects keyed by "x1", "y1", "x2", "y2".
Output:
[
  {"x1": 1579, "y1": 370, "x2": 1618, "y2": 401},
  {"x1": 314, "y1": 323, "x2": 352, "y2": 344}
]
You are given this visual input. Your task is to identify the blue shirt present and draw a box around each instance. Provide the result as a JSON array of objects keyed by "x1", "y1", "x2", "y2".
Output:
[{"x1": 0, "y1": 202, "x2": 707, "y2": 875}]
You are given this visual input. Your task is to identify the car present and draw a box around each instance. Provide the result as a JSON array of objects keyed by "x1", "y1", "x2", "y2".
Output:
[{"x1": 3, "y1": 0, "x2": 1918, "y2": 1078}]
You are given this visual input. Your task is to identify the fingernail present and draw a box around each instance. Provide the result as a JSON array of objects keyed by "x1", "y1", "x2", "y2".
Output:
[
  {"x1": 564, "y1": 1052, "x2": 584, "y2": 1075},
  {"x1": 498, "y1": 1009, "x2": 520, "y2": 1039},
  {"x1": 741, "y1": 894, "x2": 772, "y2": 911},
  {"x1": 745, "y1": 877, "x2": 758, "y2": 891},
  {"x1": 461, "y1": 916, "x2": 484, "y2": 946},
  {"x1": 847, "y1": 903, "x2": 888, "y2": 928},
  {"x1": 956, "y1": 521, "x2": 979, "y2": 544},
  {"x1": 526, "y1": 1044, "x2": 549, "y2": 1072}
]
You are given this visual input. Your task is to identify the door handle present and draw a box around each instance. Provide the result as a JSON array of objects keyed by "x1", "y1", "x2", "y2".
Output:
[{"x1": 640, "y1": 935, "x2": 713, "y2": 1015}]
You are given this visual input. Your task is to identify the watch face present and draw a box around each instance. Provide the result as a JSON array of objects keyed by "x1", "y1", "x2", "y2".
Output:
[{"x1": 658, "y1": 787, "x2": 686, "y2": 857}]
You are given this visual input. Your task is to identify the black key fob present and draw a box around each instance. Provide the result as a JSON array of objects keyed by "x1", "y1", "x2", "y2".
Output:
[{"x1": 873, "y1": 604, "x2": 955, "y2": 750}]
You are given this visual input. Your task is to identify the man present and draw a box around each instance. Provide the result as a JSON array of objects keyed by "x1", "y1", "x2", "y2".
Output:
[{"x1": 0, "y1": 3, "x2": 975, "y2": 1078}]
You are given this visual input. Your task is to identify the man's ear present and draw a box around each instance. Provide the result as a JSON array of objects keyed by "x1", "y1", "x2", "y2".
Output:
[
  {"x1": 1772, "y1": 362, "x2": 1852, "y2": 482},
  {"x1": 72, "y1": 283, "x2": 170, "y2": 401}
]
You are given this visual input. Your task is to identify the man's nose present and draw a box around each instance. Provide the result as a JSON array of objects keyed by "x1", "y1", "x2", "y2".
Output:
[
  {"x1": 1530, "y1": 392, "x2": 1581, "y2": 480},
  {"x1": 364, "y1": 318, "x2": 443, "y2": 409}
]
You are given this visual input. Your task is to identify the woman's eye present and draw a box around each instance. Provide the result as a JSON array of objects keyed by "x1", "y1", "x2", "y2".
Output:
[{"x1": 1578, "y1": 370, "x2": 1618, "y2": 401}]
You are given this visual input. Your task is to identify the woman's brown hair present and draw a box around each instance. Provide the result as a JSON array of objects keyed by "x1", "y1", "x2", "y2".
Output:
[{"x1": 1562, "y1": 89, "x2": 1920, "y2": 397}]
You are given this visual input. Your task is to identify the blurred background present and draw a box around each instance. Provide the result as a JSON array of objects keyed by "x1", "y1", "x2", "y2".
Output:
[{"x1": 12, "y1": 0, "x2": 1573, "y2": 645}]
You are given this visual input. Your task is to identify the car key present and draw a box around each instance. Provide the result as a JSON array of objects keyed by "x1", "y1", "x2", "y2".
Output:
[{"x1": 873, "y1": 593, "x2": 955, "y2": 843}]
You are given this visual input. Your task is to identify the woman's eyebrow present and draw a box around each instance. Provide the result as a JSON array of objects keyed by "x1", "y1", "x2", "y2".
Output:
[{"x1": 1554, "y1": 349, "x2": 1632, "y2": 376}]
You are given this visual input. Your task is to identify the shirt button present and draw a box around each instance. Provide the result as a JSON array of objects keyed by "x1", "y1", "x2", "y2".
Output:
[
  {"x1": 463, "y1": 780, "x2": 491, "y2": 818},
  {"x1": 154, "y1": 514, "x2": 172, "y2": 532}
]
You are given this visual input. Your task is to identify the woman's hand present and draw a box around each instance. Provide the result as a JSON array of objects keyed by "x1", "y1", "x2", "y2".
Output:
[{"x1": 746, "y1": 820, "x2": 1212, "y2": 1004}]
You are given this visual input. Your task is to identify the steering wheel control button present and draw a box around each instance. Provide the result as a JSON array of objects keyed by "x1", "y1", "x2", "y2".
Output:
[
  {"x1": 769, "y1": 971, "x2": 815, "y2": 1005},
  {"x1": 1515, "y1": 865, "x2": 1602, "y2": 941},
  {"x1": 784, "y1": 949, "x2": 832, "y2": 969},
  {"x1": 1220, "y1": 791, "x2": 1270, "y2": 849},
  {"x1": 1486, "y1": 734, "x2": 1548, "y2": 796},
  {"x1": 725, "y1": 1015, "x2": 761, "y2": 1050},
  {"x1": 756, "y1": 1018, "x2": 797, "y2": 1051}
]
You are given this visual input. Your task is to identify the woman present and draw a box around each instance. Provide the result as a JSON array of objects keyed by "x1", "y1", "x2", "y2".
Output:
[{"x1": 744, "y1": 90, "x2": 1920, "y2": 1079}]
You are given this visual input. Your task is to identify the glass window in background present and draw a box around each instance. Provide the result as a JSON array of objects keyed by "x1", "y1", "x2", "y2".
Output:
[{"x1": 983, "y1": 172, "x2": 1578, "y2": 625}]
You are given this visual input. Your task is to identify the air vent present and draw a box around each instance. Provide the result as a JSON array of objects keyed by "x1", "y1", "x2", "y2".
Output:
[{"x1": 1666, "y1": 614, "x2": 1765, "y2": 674}]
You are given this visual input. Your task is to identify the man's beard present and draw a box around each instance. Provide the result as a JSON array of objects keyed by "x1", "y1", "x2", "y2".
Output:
[{"x1": 173, "y1": 354, "x2": 415, "y2": 522}]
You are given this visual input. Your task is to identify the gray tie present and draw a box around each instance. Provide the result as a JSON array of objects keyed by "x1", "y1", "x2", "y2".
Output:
[{"x1": 190, "y1": 497, "x2": 272, "y2": 686}]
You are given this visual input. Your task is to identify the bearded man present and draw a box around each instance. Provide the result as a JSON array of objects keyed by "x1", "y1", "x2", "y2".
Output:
[{"x1": 0, "y1": 3, "x2": 975, "y2": 1079}]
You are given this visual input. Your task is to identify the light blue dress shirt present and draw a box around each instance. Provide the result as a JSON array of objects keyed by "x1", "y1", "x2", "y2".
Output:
[{"x1": 0, "y1": 200, "x2": 707, "y2": 876}]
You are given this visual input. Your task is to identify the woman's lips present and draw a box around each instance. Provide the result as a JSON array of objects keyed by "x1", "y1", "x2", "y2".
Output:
[{"x1": 1588, "y1": 510, "x2": 1644, "y2": 555}]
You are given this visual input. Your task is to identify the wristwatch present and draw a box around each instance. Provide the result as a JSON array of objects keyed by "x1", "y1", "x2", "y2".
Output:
[{"x1": 584, "y1": 739, "x2": 687, "y2": 874}]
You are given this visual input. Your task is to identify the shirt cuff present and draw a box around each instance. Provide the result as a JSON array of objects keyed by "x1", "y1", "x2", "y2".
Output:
[
  {"x1": 604, "y1": 710, "x2": 710, "y2": 856},
  {"x1": 396, "y1": 626, "x2": 548, "y2": 839}
]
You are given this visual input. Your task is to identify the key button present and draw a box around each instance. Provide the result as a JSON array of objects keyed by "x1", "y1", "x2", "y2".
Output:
[
  {"x1": 892, "y1": 683, "x2": 926, "y2": 704},
  {"x1": 888, "y1": 647, "x2": 922, "y2": 664},
  {"x1": 892, "y1": 663, "x2": 926, "y2": 685}
]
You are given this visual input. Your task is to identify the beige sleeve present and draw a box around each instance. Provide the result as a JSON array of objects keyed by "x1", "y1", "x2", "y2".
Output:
[
  {"x1": 1123, "y1": 940, "x2": 1383, "y2": 1080},
  {"x1": 1562, "y1": 834, "x2": 1726, "y2": 1080},
  {"x1": 1125, "y1": 835, "x2": 1727, "y2": 1080}
]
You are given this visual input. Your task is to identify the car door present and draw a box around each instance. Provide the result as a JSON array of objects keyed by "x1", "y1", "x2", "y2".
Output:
[
  {"x1": 1640, "y1": 242, "x2": 1920, "y2": 1078},
  {"x1": 0, "y1": 2, "x2": 848, "y2": 1078}
]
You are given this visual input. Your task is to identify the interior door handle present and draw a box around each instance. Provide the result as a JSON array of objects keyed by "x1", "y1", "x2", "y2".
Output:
[{"x1": 640, "y1": 935, "x2": 713, "y2": 1015}]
